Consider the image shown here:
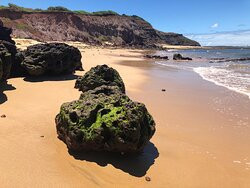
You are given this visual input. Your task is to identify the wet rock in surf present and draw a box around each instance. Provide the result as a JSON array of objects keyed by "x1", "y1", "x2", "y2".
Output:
[
  {"x1": 145, "y1": 54, "x2": 169, "y2": 60},
  {"x1": 21, "y1": 43, "x2": 82, "y2": 76},
  {"x1": 55, "y1": 85, "x2": 155, "y2": 153},
  {"x1": 173, "y1": 53, "x2": 192, "y2": 60},
  {"x1": 75, "y1": 64, "x2": 125, "y2": 93}
]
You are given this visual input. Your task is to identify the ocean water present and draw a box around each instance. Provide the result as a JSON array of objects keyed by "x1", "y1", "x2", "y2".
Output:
[{"x1": 154, "y1": 48, "x2": 250, "y2": 99}]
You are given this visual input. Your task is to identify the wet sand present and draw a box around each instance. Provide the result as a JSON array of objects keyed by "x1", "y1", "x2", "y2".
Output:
[
  {"x1": 124, "y1": 61, "x2": 250, "y2": 187},
  {"x1": 0, "y1": 41, "x2": 250, "y2": 187}
]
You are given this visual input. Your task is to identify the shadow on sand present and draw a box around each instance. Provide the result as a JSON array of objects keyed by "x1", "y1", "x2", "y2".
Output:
[
  {"x1": 69, "y1": 142, "x2": 159, "y2": 177},
  {"x1": 0, "y1": 81, "x2": 16, "y2": 104},
  {"x1": 23, "y1": 74, "x2": 80, "y2": 82}
]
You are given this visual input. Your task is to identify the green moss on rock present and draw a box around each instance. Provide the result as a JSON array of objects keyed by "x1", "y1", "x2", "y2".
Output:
[
  {"x1": 75, "y1": 64, "x2": 125, "y2": 93},
  {"x1": 56, "y1": 86, "x2": 155, "y2": 153}
]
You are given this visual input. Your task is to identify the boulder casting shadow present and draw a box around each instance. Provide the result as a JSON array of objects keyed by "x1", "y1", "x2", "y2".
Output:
[
  {"x1": 68, "y1": 142, "x2": 159, "y2": 177},
  {"x1": 0, "y1": 81, "x2": 16, "y2": 104}
]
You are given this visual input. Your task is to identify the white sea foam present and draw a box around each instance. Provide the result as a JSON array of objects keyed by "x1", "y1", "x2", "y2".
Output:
[{"x1": 193, "y1": 66, "x2": 250, "y2": 99}]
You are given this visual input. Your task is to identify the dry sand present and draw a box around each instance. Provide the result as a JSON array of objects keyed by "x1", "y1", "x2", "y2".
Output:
[{"x1": 0, "y1": 40, "x2": 250, "y2": 187}]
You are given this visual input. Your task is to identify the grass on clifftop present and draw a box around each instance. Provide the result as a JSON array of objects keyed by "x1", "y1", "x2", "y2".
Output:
[{"x1": 0, "y1": 3, "x2": 119, "y2": 16}]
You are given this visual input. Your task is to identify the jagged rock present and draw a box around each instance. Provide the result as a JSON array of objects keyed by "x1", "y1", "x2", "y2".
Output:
[
  {"x1": 145, "y1": 54, "x2": 169, "y2": 60},
  {"x1": 55, "y1": 85, "x2": 155, "y2": 153},
  {"x1": 75, "y1": 65, "x2": 125, "y2": 93},
  {"x1": 0, "y1": 20, "x2": 15, "y2": 44},
  {"x1": 0, "y1": 41, "x2": 26, "y2": 78},
  {"x1": 173, "y1": 53, "x2": 192, "y2": 61},
  {"x1": 10, "y1": 50, "x2": 25, "y2": 77},
  {"x1": 211, "y1": 57, "x2": 250, "y2": 63},
  {"x1": 21, "y1": 43, "x2": 82, "y2": 76},
  {"x1": 0, "y1": 22, "x2": 26, "y2": 79},
  {"x1": 0, "y1": 42, "x2": 13, "y2": 81},
  {"x1": 0, "y1": 21, "x2": 18, "y2": 80}
]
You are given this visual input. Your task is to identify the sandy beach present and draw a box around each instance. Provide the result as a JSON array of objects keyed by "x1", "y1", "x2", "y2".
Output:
[{"x1": 0, "y1": 40, "x2": 250, "y2": 187}]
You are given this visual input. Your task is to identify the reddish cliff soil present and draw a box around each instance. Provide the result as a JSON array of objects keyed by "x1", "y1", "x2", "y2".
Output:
[{"x1": 0, "y1": 8, "x2": 200, "y2": 47}]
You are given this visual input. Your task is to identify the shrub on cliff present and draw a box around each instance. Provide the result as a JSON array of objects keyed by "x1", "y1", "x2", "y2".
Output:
[
  {"x1": 47, "y1": 6, "x2": 70, "y2": 12},
  {"x1": 92, "y1": 10, "x2": 119, "y2": 16},
  {"x1": 73, "y1": 10, "x2": 90, "y2": 15},
  {"x1": 8, "y1": 3, "x2": 34, "y2": 12}
]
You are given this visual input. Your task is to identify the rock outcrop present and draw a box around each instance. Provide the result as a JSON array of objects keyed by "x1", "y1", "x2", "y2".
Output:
[
  {"x1": 0, "y1": 19, "x2": 18, "y2": 81},
  {"x1": 0, "y1": 42, "x2": 12, "y2": 81},
  {"x1": 21, "y1": 43, "x2": 82, "y2": 76},
  {"x1": 145, "y1": 54, "x2": 169, "y2": 60},
  {"x1": 0, "y1": 8, "x2": 200, "y2": 48},
  {"x1": 75, "y1": 65, "x2": 125, "y2": 93},
  {"x1": 156, "y1": 31, "x2": 200, "y2": 46},
  {"x1": 173, "y1": 53, "x2": 192, "y2": 61},
  {"x1": 56, "y1": 85, "x2": 155, "y2": 153},
  {"x1": 0, "y1": 20, "x2": 26, "y2": 79},
  {"x1": 10, "y1": 50, "x2": 25, "y2": 77},
  {"x1": 56, "y1": 65, "x2": 155, "y2": 153},
  {"x1": 0, "y1": 19, "x2": 15, "y2": 44}
]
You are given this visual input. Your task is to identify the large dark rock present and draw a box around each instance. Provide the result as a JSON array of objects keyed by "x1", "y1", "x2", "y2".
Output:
[
  {"x1": 0, "y1": 21, "x2": 22, "y2": 78},
  {"x1": 0, "y1": 20, "x2": 15, "y2": 44},
  {"x1": 173, "y1": 53, "x2": 192, "y2": 61},
  {"x1": 10, "y1": 50, "x2": 25, "y2": 77},
  {"x1": 75, "y1": 65, "x2": 125, "y2": 93},
  {"x1": 0, "y1": 40, "x2": 27, "y2": 78},
  {"x1": 55, "y1": 85, "x2": 155, "y2": 153},
  {"x1": 145, "y1": 54, "x2": 169, "y2": 60},
  {"x1": 0, "y1": 41, "x2": 14, "y2": 81},
  {"x1": 21, "y1": 43, "x2": 82, "y2": 76}
]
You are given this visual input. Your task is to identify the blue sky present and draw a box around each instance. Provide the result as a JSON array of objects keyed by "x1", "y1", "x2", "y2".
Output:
[{"x1": 1, "y1": 0, "x2": 250, "y2": 46}]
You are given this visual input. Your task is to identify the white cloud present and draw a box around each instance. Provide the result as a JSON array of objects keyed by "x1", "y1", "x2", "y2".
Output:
[
  {"x1": 211, "y1": 23, "x2": 219, "y2": 28},
  {"x1": 185, "y1": 30, "x2": 250, "y2": 46}
]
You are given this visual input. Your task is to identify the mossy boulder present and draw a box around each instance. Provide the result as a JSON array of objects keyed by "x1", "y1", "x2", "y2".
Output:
[
  {"x1": 21, "y1": 43, "x2": 82, "y2": 76},
  {"x1": 75, "y1": 65, "x2": 125, "y2": 93},
  {"x1": 55, "y1": 85, "x2": 155, "y2": 153}
]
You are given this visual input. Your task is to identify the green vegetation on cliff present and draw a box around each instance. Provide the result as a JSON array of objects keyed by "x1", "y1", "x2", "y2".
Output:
[{"x1": 0, "y1": 3, "x2": 119, "y2": 16}]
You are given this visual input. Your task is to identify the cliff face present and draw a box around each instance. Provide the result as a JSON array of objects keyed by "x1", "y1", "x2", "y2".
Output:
[{"x1": 0, "y1": 9, "x2": 200, "y2": 47}]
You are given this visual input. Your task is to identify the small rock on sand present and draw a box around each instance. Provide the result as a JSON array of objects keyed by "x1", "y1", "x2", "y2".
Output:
[
  {"x1": 145, "y1": 176, "x2": 151, "y2": 182},
  {"x1": 162, "y1": 89, "x2": 166, "y2": 92},
  {"x1": 1, "y1": 114, "x2": 6, "y2": 118}
]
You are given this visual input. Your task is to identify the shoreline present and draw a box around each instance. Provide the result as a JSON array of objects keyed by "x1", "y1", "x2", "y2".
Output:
[
  {"x1": 122, "y1": 60, "x2": 250, "y2": 187},
  {"x1": 1, "y1": 40, "x2": 250, "y2": 187}
]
